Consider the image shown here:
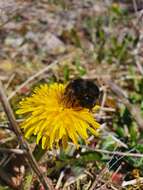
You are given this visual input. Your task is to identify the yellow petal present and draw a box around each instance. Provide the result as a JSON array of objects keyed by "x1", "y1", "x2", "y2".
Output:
[{"x1": 17, "y1": 82, "x2": 100, "y2": 150}]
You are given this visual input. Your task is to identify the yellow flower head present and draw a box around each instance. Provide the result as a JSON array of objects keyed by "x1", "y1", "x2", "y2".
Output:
[{"x1": 16, "y1": 82, "x2": 100, "y2": 149}]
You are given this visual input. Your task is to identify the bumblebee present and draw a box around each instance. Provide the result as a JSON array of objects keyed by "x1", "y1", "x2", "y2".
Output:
[{"x1": 63, "y1": 78, "x2": 100, "y2": 109}]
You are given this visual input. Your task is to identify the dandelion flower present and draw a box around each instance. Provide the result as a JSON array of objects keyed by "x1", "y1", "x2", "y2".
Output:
[{"x1": 16, "y1": 81, "x2": 100, "y2": 149}]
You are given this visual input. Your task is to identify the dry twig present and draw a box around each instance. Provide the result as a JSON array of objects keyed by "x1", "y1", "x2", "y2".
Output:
[
  {"x1": 106, "y1": 80, "x2": 143, "y2": 130},
  {"x1": 0, "y1": 81, "x2": 54, "y2": 190},
  {"x1": 122, "y1": 177, "x2": 143, "y2": 187},
  {"x1": 8, "y1": 53, "x2": 79, "y2": 100},
  {"x1": 88, "y1": 147, "x2": 143, "y2": 158},
  {"x1": 70, "y1": 143, "x2": 143, "y2": 158},
  {"x1": 0, "y1": 147, "x2": 25, "y2": 154},
  {"x1": 8, "y1": 60, "x2": 58, "y2": 100}
]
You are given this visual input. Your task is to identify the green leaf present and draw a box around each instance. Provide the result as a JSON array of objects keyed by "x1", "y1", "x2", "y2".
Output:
[
  {"x1": 75, "y1": 58, "x2": 86, "y2": 76},
  {"x1": 63, "y1": 65, "x2": 70, "y2": 82}
]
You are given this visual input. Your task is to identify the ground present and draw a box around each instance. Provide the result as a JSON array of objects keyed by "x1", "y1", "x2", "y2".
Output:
[{"x1": 0, "y1": 0, "x2": 143, "y2": 190}]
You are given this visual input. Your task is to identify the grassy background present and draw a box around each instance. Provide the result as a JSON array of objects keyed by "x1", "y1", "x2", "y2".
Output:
[{"x1": 0, "y1": 0, "x2": 143, "y2": 189}]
